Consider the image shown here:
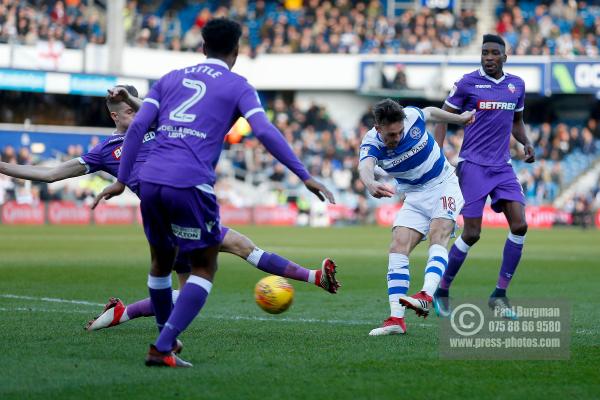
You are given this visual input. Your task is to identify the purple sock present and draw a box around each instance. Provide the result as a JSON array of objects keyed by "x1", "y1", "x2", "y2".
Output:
[
  {"x1": 256, "y1": 252, "x2": 310, "y2": 282},
  {"x1": 147, "y1": 275, "x2": 173, "y2": 332},
  {"x1": 125, "y1": 298, "x2": 154, "y2": 319},
  {"x1": 155, "y1": 275, "x2": 212, "y2": 353},
  {"x1": 440, "y1": 242, "x2": 469, "y2": 290},
  {"x1": 497, "y1": 235, "x2": 524, "y2": 290}
]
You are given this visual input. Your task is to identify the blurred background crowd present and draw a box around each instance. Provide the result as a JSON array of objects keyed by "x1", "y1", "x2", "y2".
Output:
[
  {"x1": 2, "y1": 98, "x2": 599, "y2": 226},
  {"x1": 2, "y1": 0, "x2": 600, "y2": 56}
]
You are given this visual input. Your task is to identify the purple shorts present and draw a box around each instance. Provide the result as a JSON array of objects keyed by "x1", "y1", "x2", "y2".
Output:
[
  {"x1": 457, "y1": 161, "x2": 525, "y2": 218},
  {"x1": 173, "y1": 226, "x2": 229, "y2": 274},
  {"x1": 139, "y1": 182, "x2": 222, "y2": 253}
]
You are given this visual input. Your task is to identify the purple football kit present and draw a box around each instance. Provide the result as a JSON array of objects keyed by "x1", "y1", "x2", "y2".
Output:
[
  {"x1": 78, "y1": 131, "x2": 229, "y2": 270},
  {"x1": 116, "y1": 58, "x2": 312, "y2": 354},
  {"x1": 118, "y1": 58, "x2": 310, "y2": 252},
  {"x1": 444, "y1": 67, "x2": 526, "y2": 217}
]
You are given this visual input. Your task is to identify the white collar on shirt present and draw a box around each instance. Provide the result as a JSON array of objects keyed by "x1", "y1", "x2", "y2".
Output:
[
  {"x1": 479, "y1": 66, "x2": 506, "y2": 84},
  {"x1": 203, "y1": 58, "x2": 230, "y2": 70}
]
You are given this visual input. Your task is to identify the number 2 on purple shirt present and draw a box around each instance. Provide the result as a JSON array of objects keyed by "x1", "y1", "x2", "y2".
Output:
[{"x1": 169, "y1": 79, "x2": 207, "y2": 123}]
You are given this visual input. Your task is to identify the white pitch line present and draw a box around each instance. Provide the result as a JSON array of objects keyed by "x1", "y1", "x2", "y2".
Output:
[
  {"x1": 0, "y1": 307, "x2": 92, "y2": 314},
  {"x1": 1, "y1": 293, "x2": 437, "y2": 328},
  {"x1": 0, "y1": 294, "x2": 104, "y2": 307}
]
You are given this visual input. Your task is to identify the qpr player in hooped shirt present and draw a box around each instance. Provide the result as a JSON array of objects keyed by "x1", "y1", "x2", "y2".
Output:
[
  {"x1": 433, "y1": 34, "x2": 536, "y2": 320},
  {"x1": 93, "y1": 18, "x2": 335, "y2": 368},
  {"x1": 358, "y1": 99, "x2": 474, "y2": 336}
]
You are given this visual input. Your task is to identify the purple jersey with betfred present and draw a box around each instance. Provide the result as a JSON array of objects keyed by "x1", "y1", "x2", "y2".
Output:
[
  {"x1": 78, "y1": 131, "x2": 155, "y2": 193},
  {"x1": 137, "y1": 59, "x2": 264, "y2": 188},
  {"x1": 445, "y1": 67, "x2": 525, "y2": 166}
]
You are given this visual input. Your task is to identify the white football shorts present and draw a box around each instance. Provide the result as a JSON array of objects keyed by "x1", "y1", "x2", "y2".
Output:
[{"x1": 393, "y1": 173, "x2": 464, "y2": 236}]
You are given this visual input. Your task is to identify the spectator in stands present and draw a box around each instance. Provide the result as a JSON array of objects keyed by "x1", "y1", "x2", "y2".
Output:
[{"x1": 582, "y1": 127, "x2": 597, "y2": 154}]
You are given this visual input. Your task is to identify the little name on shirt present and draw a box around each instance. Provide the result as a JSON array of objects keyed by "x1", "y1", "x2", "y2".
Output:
[{"x1": 184, "y1": 65, "x2": 222, "y2": 78}]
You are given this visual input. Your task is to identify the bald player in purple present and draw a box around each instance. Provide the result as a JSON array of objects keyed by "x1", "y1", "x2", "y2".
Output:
[
  {"x1": 94, "y1": 18, "x2": 335, "y2": 368},
  {"x1": 433, "y1": 34, "x2": 535, "y2": 319}
]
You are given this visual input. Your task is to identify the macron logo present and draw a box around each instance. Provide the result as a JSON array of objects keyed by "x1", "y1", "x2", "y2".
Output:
[
  {"x1": 477, "y1": 101, "x2": 516, "y2": 110},
  {"x1": 475, "y1": 84, "x2": 492, "y2": 89}
]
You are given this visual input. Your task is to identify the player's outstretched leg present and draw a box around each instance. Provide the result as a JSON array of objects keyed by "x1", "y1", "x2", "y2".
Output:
[
  {"x1": 86, "y1": 291, "x2": 183, "y2": 331},
  {"x1": 85, "y1": 297, "x2": 128, "y2": 331},
  {"x1": 369, "y1": 253, "x2": 409, "y2": 336},
  {"x1": 249, "y1": 249, "x2": 341, "y2": 293},
  {"x1": 223, "y1": 229, "x2": 340, "y2": 293}
]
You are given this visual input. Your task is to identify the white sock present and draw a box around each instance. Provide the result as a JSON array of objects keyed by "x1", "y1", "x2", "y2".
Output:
[
  {"x1": 387, "y1": 253, "x2": 410, "y2": 318},
  {"x1": 119, "y1": 310, "x2": 130, "y2": 323},
  {"x1": 508, "y1": 232, "x2": 526, "y2": 245},
  {"x1": 308, "y1": 270, "x2": 317, "y2": 284},
  {"x1": 422, "y1": 244, "x2": 448, "y2": 297},
  {"x1": 246, "y1": 247, "x2": 265, "y2": 267},
  {"x1": 454, "y1": 236, "x2": 471, "y2": 253}
]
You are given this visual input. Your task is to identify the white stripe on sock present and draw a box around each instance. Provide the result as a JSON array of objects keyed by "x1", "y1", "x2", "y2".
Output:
[
  {"x1": 454, "y1": 236, "x2": 471, "y2": 253},
  {"x1": 423, "y1": 244, "x2": 448, "y2": 296},
  {"x1": 388, "y1": 253, "x2": 410, "y2": 318},
  {"x1": 147, "y1": 275, "x2": 172, "y2": 290},
  {"x1": 308, "y1": 270, "x2": 316, "y2": 284},
  {"x1": 186, "y1": 275, "x2": 213, "y2": 293},
  {"x1": 172, "y1": 289, "x2": 180, "y2": 305},
  {"x1": 508, "y1": 232, "x2": 525, "y2": 245},
  {"x1": 428, "y1": 244, "x2": 448, "y2": 259},
  {"x1": 246, "y1": 247, "x2": 265, "y2": 267}
]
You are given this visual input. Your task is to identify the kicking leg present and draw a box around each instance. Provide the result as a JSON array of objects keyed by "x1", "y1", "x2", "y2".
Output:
[
  {"x1": 369, "y1": 226, "x2": 422, "y2": 336},
  {"x1": 220, "y1": 228, "x2": 340, "y2": 293}
]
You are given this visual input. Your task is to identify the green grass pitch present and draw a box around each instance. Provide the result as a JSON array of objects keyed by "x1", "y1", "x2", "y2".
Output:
[{"x1": 0, "y1": 225, "x2": 599, "y2": 399}]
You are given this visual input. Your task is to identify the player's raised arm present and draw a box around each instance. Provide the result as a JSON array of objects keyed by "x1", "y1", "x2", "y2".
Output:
[
  {"x1": 512, "y1": 111, "x2": 535, "y2": 163},
  {"x1": 423, "y1": 106, "x2": 475, "y2": 126},
  {"x1": 0, "y1": 158, "x2": 87, "y2": 183},
  {"x1": 93, "y1": 96, "x2": 159, "y2": 209},
  {"x1": 358, "y1": 157, "x2": 395, "y2": 199},
  {"x1": 107, "y1": 86, "x2": 143, "y2": 112}
]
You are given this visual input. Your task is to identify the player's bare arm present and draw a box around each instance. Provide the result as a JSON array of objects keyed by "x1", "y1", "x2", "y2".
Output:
[
  {"x1": 92, "y1": 181, "x2": 126, "y2": 209},
  {"x1": 358, "y1": 157, "x2": 395, "y2": 198},
  {"x1": 432, "y1": 104, "x2": 460, "y2": 148},
  {"x1": 0, "y1": 158, "x2": 87, "y2": 183},
  {"x1": 423, "y1": 106, "x2": 475, "y2": 125},
  {"x1": 303, "y1": 177, "x2": 336, "y2": 204},
  {"x1": 107, "y1": 86, "x2": 143, "y2": 111},
  {"x1": 511, "y1": 111, "x2": 535, "y2": 163}
]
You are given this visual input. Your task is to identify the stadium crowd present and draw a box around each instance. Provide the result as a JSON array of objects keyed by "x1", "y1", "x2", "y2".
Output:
[
  {"x1": 0, "y1": 0, "x2": 104, "y2": 48},
  {"x1": 2, "y1": 99, "x2": 598, "y2": 226},
  {"x1": 496, "y1": 0, "x2": 600, "y2": 56},
  {"x1": 4, "y1": 0, "x2": 600, "y2": 58},
  {"x1": 0, "y1": 0, "x2": 478, "y2": 54}
]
